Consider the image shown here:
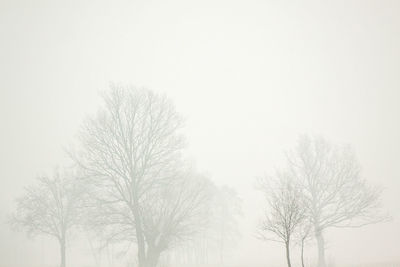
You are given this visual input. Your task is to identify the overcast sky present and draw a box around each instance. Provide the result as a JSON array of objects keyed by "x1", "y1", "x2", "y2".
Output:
[{"x1": 1, "y1": 1, "x2": 399, "y2": 266}]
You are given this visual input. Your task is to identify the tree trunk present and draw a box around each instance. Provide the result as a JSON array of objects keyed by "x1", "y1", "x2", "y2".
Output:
[
  {"x1": 136, "y1": 229, "x2": 146, "y2": 267},
  {"x1": 285, "y1": 241, "x2": 292, "y2": 267},
  {"x1": 315, "y1": 229, "x2": 326, "y2": 267},
  {"x1": 60, "y1": 237, "x2": 66, "y2": 267},
  {"x1": 219, "y1": 233, "x2": 224, "y2": 265},
  {"x1": 145, "y1": 246, "x2": 161, "y2": 267},
  {"x1": 301, "y1": 238, "x2": 305, "y2": 267},
  {"x1": 132, "y1": 199, "x2": 146, "y2": 267}
]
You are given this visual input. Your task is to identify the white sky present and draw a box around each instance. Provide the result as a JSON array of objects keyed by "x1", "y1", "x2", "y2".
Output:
[{"x1": 1, "y1": 1, "x2": 399, "y2": 266}]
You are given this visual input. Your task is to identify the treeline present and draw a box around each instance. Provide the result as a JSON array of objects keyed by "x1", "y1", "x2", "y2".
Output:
[{"x1": 10, "y1": 85, "x2": 387, "y2": 267}]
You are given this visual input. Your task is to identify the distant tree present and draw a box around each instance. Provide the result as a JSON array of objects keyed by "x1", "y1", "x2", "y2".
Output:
[
  {"x1": 210, "y1": 185, "x2": 242, "y2": 264},
  {"x1": 138, "y1": 168, "x2": 213, "y2": 266},
  {"x1": 286, "y1": 135, "x2": 387, "y2": 267},
  {"x1": 257, "y1": 172, "x2": 306, "y2": 267},
  {"x1": 155, "y1": 184, "x2": 242, "y2": 267},
  {"x1": 11, "y1": 170, "x2": 83, "y2": 267},
  {"x1": 72, "y1": 85, "x2": 213, "y2": 267}
]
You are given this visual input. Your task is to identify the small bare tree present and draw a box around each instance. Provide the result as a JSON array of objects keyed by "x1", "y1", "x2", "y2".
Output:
[
  {"x1": 11, "y1": 170, "x2": 83, "y2": 267},
  {"x1": 210, "y1": 185, "x2": 242, "y2": 265},
  {"x1": 286, "y1": 135, "x2": 387, "y2": 267},
  {"x1": 258, "y1": 172, "x2": 306, "y2": 267},
  {"x1": 296, "y1": 218, "x2": 313, "y2": 267},
  {"x1": 204, "y1": 185, "x2": 242, "y2": 265},
  {"x1": 72, "y1": 85, "x2": 213, "y2": 267}
]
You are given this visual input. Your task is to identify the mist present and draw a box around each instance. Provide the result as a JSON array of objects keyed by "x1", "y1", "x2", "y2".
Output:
[{"x1": 1, "y1": 1, "x2": 400, "y2": 267}]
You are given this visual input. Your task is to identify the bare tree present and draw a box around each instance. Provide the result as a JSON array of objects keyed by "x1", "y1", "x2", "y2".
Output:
[
  {"x1": 295, "y1": 218, "x2": 313, "y2": 267},
  {"x1": 72, "y1": 85, "x2": 213, "y2": 267},
  {"x1": 257, "y1": 172, "x2": 306, "y2": 267},
  {"x1": 210, "y1": 185, "x2": 242, "y2": 265},
  {"x1": 11, "y1": 170, "x2": 83, "y2": 267},
  {"x1": 286, "y1": 135, "x2": 387, "y2": 267},
  {"x1": 138, "y1": 169, "x2": 213, "y2": 266}
]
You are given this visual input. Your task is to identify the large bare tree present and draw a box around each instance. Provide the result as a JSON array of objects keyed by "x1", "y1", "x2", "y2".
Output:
[
  {"x1": 257, "y1": 172, "x2": 306, "y2": 267},
  {"x1": 72, "y1": 85, "x2": 213, "y2": 267},
  {"x1": 11, "y1": 170, "x2": 82, "y2": 267},
  {"x1": 286, "y1": 135, "x2": 386, "y2": 267}
]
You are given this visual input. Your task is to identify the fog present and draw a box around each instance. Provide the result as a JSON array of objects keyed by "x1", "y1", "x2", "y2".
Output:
[{"x1": 1, "y1": 1, "x2": 399, "y2": 267}]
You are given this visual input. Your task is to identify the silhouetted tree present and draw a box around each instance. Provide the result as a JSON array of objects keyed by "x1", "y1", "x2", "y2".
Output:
[
  {"x1": 286, "y1": 135, "x2": 387, "y2": 267},
  {"x1": 11, "y1": 170, "x2": 83, "y2": 267},
  {"x1": 72, "y1": 85, "x2": 213, "y2": 267},
  {"x1": 258, "y1": 172, "x2": 306, "y2": 267}
]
